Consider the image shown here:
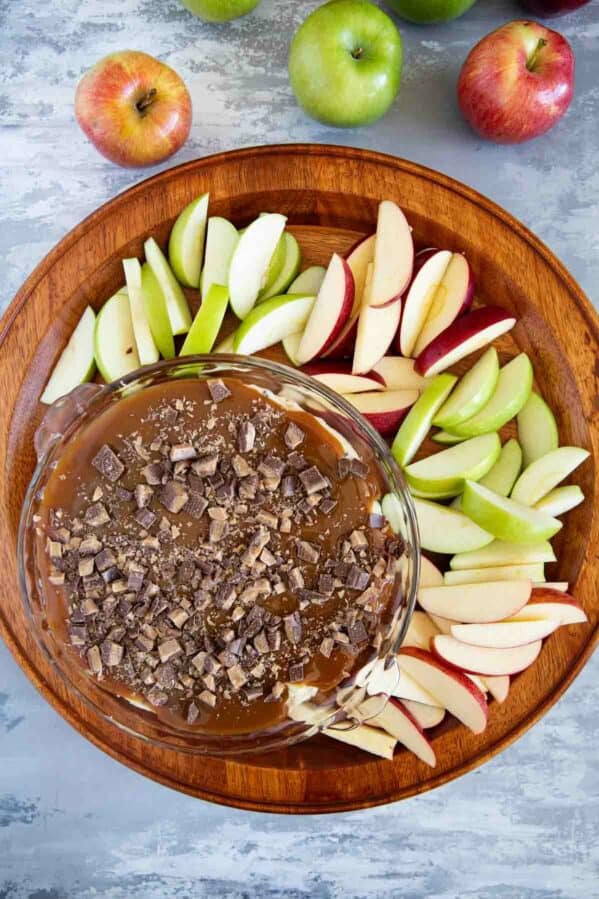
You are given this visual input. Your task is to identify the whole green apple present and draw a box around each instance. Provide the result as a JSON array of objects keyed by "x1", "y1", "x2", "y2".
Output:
[
  {"x1": 288, "y1": 0, "x2": 402, "y2": 127},
  {"x1": 180, "y1": 0, "x2": 260, "y2": 23},
  {"x1": 385, "y1": 0, "x2": 478, "y2": 24}
]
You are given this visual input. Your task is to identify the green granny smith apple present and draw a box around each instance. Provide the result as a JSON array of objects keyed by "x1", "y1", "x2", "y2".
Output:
[
  {"x1": 385, "y1": 0, "x2": 478, "y2": 24},
  {"x1": 180, "y1": 0, "x2": 260, "y2": 23},
  {"x1": 288, "y1": 0, "x2": 403, "y2": 128}
]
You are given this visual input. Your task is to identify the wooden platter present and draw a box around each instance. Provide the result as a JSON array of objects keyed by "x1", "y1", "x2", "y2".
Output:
[{"x1": 1, "y1": 145, "x2": 598, "y2": 814}]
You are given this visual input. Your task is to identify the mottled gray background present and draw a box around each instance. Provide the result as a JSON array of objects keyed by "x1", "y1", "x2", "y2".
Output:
[{"x1": 0, "y1": 0, "x2": 597, "y2": 896}]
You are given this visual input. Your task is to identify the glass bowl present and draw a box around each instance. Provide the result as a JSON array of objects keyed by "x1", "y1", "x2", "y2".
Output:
[{"x1": 18, "y1": 355, "x2": 419, "y2": 756}]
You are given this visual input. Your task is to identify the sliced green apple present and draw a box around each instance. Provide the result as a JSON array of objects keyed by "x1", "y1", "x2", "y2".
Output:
[
  {"x1": 140, "y1": 263, "x2": 175, "y2": 359},
  {"x1": 288, "y1": 265, "x2": 326, "y2": 296},
  {"x1": 510, "y1": 446, "x2": 589, "y2": 506},
  {"x1": 144, "y1": 237, "x2": 192, "y2": 335},
  {"x1": 228, "y1": 213, "x2": 287, "y2": 319},
  {"x1": 462, "y1": 480, "x2": 562, "y2": 544},
  {"x1": 478, "y1": 438, "x2": 522, "y2": 496},
  {"x1": 432, "y1": 430, "x2": 465, "y2": 445},
  {"x1": 450, "y1": 353, "x2": 533, "y2": 437},
  {"x1": 200, "y1": 216, "x2": 239, "y2": 300},
  {"x1": 282, "y1": 332, "x2": 302, "y2": 366},
  {"x1": 123, "y1": 258, "x2": 159, "y2": 366},
  {"x1": 180, "y1": 284, "x2": 229, "y2": 356},
  {"x1": 94, "y1": 288, "x2": 141, "y2": 382},
  {"x1": 413, "y1": 498, "x2": 494, "y2": 555},
  {"x1": 535, "y1": 485, "x2": 584, "y2": 517},
  {"x1": 259, "y1": 232, "x2": 301, "y2": 300},
  {"x1": 517, "y1": 391, "x2": 558, "y2": 468},
  {"x1": 257, "y1": 230, "x2": 287, "y2": 300},
  {"x1": 40, "y1": 306, "x2": 96, "y2": 405},
  {"x1": 409, "y1": 485, "x2": 460, "y2": 501},
  {"x1": 391, "y1": 373, "x2": 457, "y2": 467},
  {"x1": 405, "y1": 433, "x2": 501, "y2": 496},
  {"x1": 443, "y1": 563, "x2": 545, "y2": 586},
  {"x1": 214, "y1": 332, "x2": 236, "y2": 353},
  {"x1": 450, "y1": 539, "x2": 556, "y2": 570},
  {"x1": 168, "y1": 192, "x2": 209, "y2": 288},
  {"x1": 433, "y1": 347, "x2": 499, "y2": 430},
  {"x1": 232, "y1": 293, "x2": 314, "y2": 355}
]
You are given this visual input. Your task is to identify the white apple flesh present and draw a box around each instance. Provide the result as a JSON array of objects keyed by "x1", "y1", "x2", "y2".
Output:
[
  {"x1": 415, "y1": 305, "x2": 516, "y2": 377},
  {"x1": 418, "y1": 580, "x2": 531, "y2": 623},
  {"x1": 369, "y1": 200, "x2": 414, "y2": 307},
  {"x1": 413, "y1": 498, "x2": 493, "y2": 555},
  {"x1": 288, "y1": 265, "x2": 326, "y2": 296},
  {"x1": 419, "y1": 556, "x2": 444, "y2": 587},
  {"x1": 296, "y1": 253, "x2": 355, "y2": 363},
  {"x1": 168, "y1": 192, "x2": 209, "y2": 288},
  {"x1": 360, "y1": 697, "x2": 436, "y2": 767},
  {"x1": 399, "y1": 250, "x2": 452, "y2": 357},
  {"x1": 259, "y1": 231, "x2": 301, "y2": 299},
  {"x1": 228, "y1": 213, "x2": 287, "y2": 319},
  {"x1": 450, "y1": 619, "x2": 558, "y2": 648},
  {"x1": 403, "y1": 610, "x2": 440, "y2": 650},
  {"x1": 413, "y1": 252, "x2": 475, "y2": 356},
  {"x1": 484, "y1": 675, "x2": 510, "y2": 704},
  {"x1": 94, "y1": 288, "x2": 141, "y2": 382},
  {"x1": 302, "y1": 361, "x2": 384, "y2": 394},
  {"x1": 462, "y1": 480, "x2": 562, "y2": 544},
  {"x1": 200, "y1": 216, "x2": 239, "y2": 300},
  {"x1": 391, "y1": 372, "x2": 457, "y2": 467},
  {"x1": 144, "y1": 237, "x2": 192, "y2": 335},
  {"x1": 478, "y1": 438, "x2": 522, "y2": 496},
  {"x1": 400, "y1": 700, "x2": 446, "y2": 729},
  {"x1": 233, "y1": 293, "x2": 315, "y2": 355},
  {"x1": 517, "y1": 390, "x2": 559, "y2": 468},
  {"x1": 510, "y1": 446, "x2": 589, "y2": 506},
  {"x1": 443, "y1": 563, "x2": 545, "y2": 586},
  {"x1": 534, "y1": 485, "x2": 584, "y2": 517},
  {"x1": 432, "y1": 634, "x2": 542, "y2": 676},
  {"x1": 450, "y1": 353, "x2": 533, "y2": 438},
  {"x1": 323, "y1": 722, "x2": 397, "y2": 760},
  {"x1": 40, "y1": 306, "x2": 96, "y2": 405},
  {"x1": 352, "y1": 296, "x2": 402, "y2": 374},
  {"x1": 510, "y1": 588, "x2": 587, "y2": 625},
  {"x1": 449, "y1": 539, "x2": 556, "y2": 570},
  {"x1": 123, "y1": 258, "x2": 159, "y2": 366},
  {"x1": 373, "y1": 356, "x2": 430, "y2": 391}
]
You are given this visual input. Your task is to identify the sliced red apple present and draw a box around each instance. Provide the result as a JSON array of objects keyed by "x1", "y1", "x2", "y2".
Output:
[
  {"x1": 398, "y1": 250, "x2": 452, "y2": 357},
  {"x1": 345, "y1": 389, "x2": 419, "y2": 436},
  {"x1": 510, "y1": 589, "x2": 587, "y2": 625},
  {"x1": 324, "y1": 722, "x2": 397, "y2": 760},
  {"x1": 373, "y1": 356, "x2": 430, "y2": 391},
  {"x1": 369, "y1": 200, "x2": 414, "y2": 308},
  {"x1": 352, "y1": 300, "x2": 402, "y2": 374},
  {"x1": 400, "y1": 699, "x2": 446, "y2": 729},
  {"x1": 418, "y1": 580, "x2": 531, "y2": 624},
  {"x1": 484, "y1": 675, "x2": 510, "y2": 703},
  {"x1": 432, "y1": 635, "x2": 542, "y2": 676},
  {"x1": 539, "y1": 582, "x2": 568, "y2": 593},
  {"x1": 296, "y1": 253, "x2": 354, "y2": 363},
  {"x1": 360, "y1": 696, "x2": 436, "y2": 767},
  {"x1": 398, "y1": 647, "x2": 488, "y2": 734},
  {"x1": 403, "y1": 610, "x2": 440, "y2": 650},
  {"x1": 414, "y1": 306, "x2": 516, "y2": 377},
  {"x1": 450, "y1": 618, "x2": 558, "y2": 648},
  {"x1": 346, "y1": 233, "x2": 375, "y2": 307},
  {"x1": 302, "y1": 361, "x2": 384, "y2": 394},
  {"x1": 419, "y1": 556, "x2": 444, "y2": 588},
  {"x1": 413, "y1": 253, "x2": 475, "y2": 356}
]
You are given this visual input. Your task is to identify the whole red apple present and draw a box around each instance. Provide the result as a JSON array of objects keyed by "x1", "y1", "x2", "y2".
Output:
[
  {"x1": 520, "y1": 0, "x2": 591, "y2": 16},
  {"x1": 75, "y1": 51, "x2": 192, "y2": 167},
  {"x1": 458, "y1": 20, "x2": 574, "y2": 144}
]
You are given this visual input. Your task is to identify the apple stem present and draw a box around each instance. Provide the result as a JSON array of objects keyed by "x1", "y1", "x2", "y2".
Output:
[
  {"x1": 351, "y1": 47, "x2": 364, "y2": 60},
  {"x1": 526, "y1": 38, "x2": 547, "y2": 73},
  {"x1": 136, "y1": 88, "x2": 157, "y2": 115}
]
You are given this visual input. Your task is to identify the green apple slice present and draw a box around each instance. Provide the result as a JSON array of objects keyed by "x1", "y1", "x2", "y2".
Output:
[
  {"x1": 432, "y1": 430, "x2": 465, "y2": 445},
  {"x1": 412, "y1": 497, "x2": 494, "y2": 554},
  {"x1": 40, "y1": 306, "x2": 96, "y2": 404},
  {"x1": 233, "y1": 293, "x2": 315, "y2": 355},
  {"x1": 391, "y1": 373, "x2": 457, "y2": 467},
  {"x1": 405, "y1": 433, "x2": 501, "y2": 496},
  {"x1": 450, "y1": 539, "x2": 556, "y2": 570},
  {"x1": 517, "y1": 391, "x2": 558, "y2": 467},
  {"x1": 259, "y1": 232, "x2": 302, "y2": 300},
  {"x1": 444, "y1": 563, "x2": 545, "y2": 586},
  {"x1": 258, "y1": 231, "x2": 287, "y2": 299},
  {"x1": 180, "y1": 284, "x2": 229, "y2": 356},
  {"x1": 534, "y1": 484, "x2": 584, "y2": 517},
  {"x1": 94, "y1": 288, "x2": 141, "y2": 382},
  {"x1": 200, "y1": 216, "x2": 239, "y2": 300},
  {"x1": 451, "y1": 353, "x2": 533, "y2": 437},
  {"x1": 228, "y1": 213, "x2": 287, "y2": 319},
  {"x1": 433, "y1": 347, "x2": 499, "y2": 430},
  {"x1": 144, "y1": 237, "x2": 192, "y2": 335},
  {"x1": 168, "y1": 192, "x2": 209, "y2": 288},
  {"x1": 214, "y1": 332, "x2": 236, "y2": 353},
  {"x1": 288, "y1": 265, "x2": 326, "y2": 296},
  {"x1": 123, "y1": 258, "x2": 159, "y2": 366},
  {"x1": 140, "y1": 263, "x2": 175, "y2": 359},
  {"x1": 282, "y1": 332, "x2": 303, "y2": 366},
  {"x1": 462, "y1": 480, "x2": 562, "y2": 544},
  {"x1": 478, "y1": 438, "x2": 522, "y2": 496},
  {"x1": 510, "y1": 446, "x2": 589, "y2": 506},
  {"x1": 409, "y1": 485, "x2": 460, "y2": 501}
]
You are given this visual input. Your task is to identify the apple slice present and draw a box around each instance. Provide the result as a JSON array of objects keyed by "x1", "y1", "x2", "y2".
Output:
[
  {"x1": 355, "y1": 657, "x2": 441, "y2": 706},
  {"x1": 346, "y1": 233, "x2": 376, "y2": 306},
  {"x1": 399, "y1": 250, "x2": 452, "y2": 357},
  {"x1": 450, "y1": 539, "x2": 555, "y2": 570},
  {"x1": 144, "y1": 237, "x2": 192, "y2": 336},
  {"x1": 296, "y1": 254, "x2": 354, "y2": 363},
  {"x1": 200, "y1": 216, "x2": 239, "y2": 300},
  {"x1": 478, "y1": 438, "x2": 522, "y2": 496},
  {"x1": 433, "y1": 347, "x2": 499, "y2": 430},
  {"x1": 432, "y1": 634, "x2": 542, "y2": 676},
  {"x1": 443, "y1": 563, "x2": 545, "y2": 586},
  {"x1": 405, "y1": 433, "x2": 501, "y2": 497},
  {"x1": 535, "y1": 485, "x2": 584, "y2": 517},
  {"x1": 398, "y1": 647, "x2": 488, "y2": 734},
  {"x1": 324, "y1": 722, "x2": 397, "y2": 760},
  {"x1": 415, "y1": 306, "x2": 516, "y2": 377},
  {"x1": 168, "y1": 192, "x2": 209, "y2": 288},
  {"x1": 462, "y1": 480, "x2": 562, "y2": 543},
  {"x1": 420, "y1": 556, "x2": 444, "y2": 588},
  {"x1": 228, "y1": 213, "x2": 287, "y2": 319},
  {"x1": 233, "y1": 293, "x2": 314, "y2": 355},
  {"x1": 288, "y1": 265, "x2": 326, "y2": 296},
  {"x1": 484, "y1": 676, "x2": 510, "y2": 703},
  {"x1": 400, "y1": 699, "x2": 446, "y2": 729},
  {"x1": 395, "y1": 669, "x2": 444, "y2": 707},
  {"x1": 94, "y1": 288, "x2": 140, "y2": 382},
  {"x1": 368, "y1": 200, "x2": 414, "y2": 308},
  {"x1": 360, "y1": 697, "x2": 436, "y2": 767},
  {"x1": 413, "y1": 252, "x2": 475, "y2": 356},
  {"x1": 432, "y1": 430, "x2": 465, "y2": 445},
  {"x1": 403, "y1": 610, "x2": 440, "y2": 650},
  {"x1": 352, "y1": 297, "x2": 402, "y2": 374},
  {"x1": 452, "y1": 354, "x2": 533, "y2": 438},
  {"x1": 391, "y1": 373, "x2": 457, "y2": 466},
  {"x1": 40, "y1": 306, "x2": 96, "y2": 404},
  {"x1": 259, "y1": 231, "x2": 302, "y2": 299},
  {"x1": 122, "y1": 258, "x2": 159, "y2": 366},
  {"x1": 140, "y1": 263, "x2": 175, "y2": 359},
  {"x1": 510, "y1": 446, "x2": 590, "y2": 506},
  {"x1": 373, "y1": 356, "x2": 430, "y2": 391},
  {"x1": 537, "y1": 582, "x2": 568, "y2": 592},
  {"x1": 345, "y1": 390, "x2": 419, "y2": 436},
  {"x1": 413, "y1": 498, "x2": 493, "y2": 555},
  {"x1": 282, "y1": 332, "x2": 302, "y2": 366},
  {"x1": 302, "y1": 361, "x2": 384, "y2": 394},
  {"x1": 214, "y1": 332, "x2": 235, "y2": 353},
  {"x1": 180, "y1": 284, "x2": 229, "y2": 356},
  {"x1": 517, "y1": 391, "x2": 559, "y2": 468},
  {"x1": 418, "y1": 580, "x2": 531, "y2": 623},
  {"x1": 450, "y1": 619, "x2": 558, "y2": 648},
  {"x1": 510, "y1": 590, "x2": 587, "y2": 625}
]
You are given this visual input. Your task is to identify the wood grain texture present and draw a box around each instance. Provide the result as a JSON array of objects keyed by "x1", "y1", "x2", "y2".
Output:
[{"x1": 0, "y1": 145, "x2": 597, "y2": 814}]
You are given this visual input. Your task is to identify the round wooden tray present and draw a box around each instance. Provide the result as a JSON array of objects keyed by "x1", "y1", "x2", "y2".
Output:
[{"x1": 1, "y1": 145, "x2": 597, "y2": 813}]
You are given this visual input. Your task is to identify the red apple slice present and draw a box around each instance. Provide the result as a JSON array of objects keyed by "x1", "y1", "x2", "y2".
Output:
[
  {"x1": 302, "y1": 361, "x2": 384, "y2": 394},
  {"x1": 484, "y1": 675, "x2": 510, "y2": 703},
  {"x1": 415, "y1": 306, "x2": 516, "y2": 377},
  {"x1": 400, "y1": 699, "x2": 446, "y2": 729},
  {"x1": 399, "y1": 250, "x2": 452, "y2": 357},
  {"x1": 345, "y1": 389, "x2": 419, "y2": 436},
  {"x1": 413, "y1": 253, "x2": 475, "y2": 356},
  {"x1": 432, "y1": 634, "x2": 542, "y2": 675},
  {"x1": 346, "y1": 233, "x2": 375, "y2": 307},
  {"x1": 450, "y1": 618, "x2": 558, "y2": 648},
  {"x1": 419, "y1": 556, "x2": 444, "y2": 588},
  {"x1": 510, "y1": 589, "x2": 587, "y2": 625},
  {"x1": 403, "y1": 610, "x2": 440, "y2": 650},
  {"x1": 368, "y1": 200, "x2": 414, "y2": 308},
  {"x1": 296, "y1": 254, "x2": 354, "y2": 363},
  {"x1": 352, "y1": 301, "x2": 403, "y2": 374},
  {"x1": 372, "y1": 356, "x2": 430, "y2": 391},
  {"x1": 399, "y1": 647, "x2": 488, "y2": 734},
  {"x1": 418, "y1": 580, "x2": 531, "y2": 623},
  {"x1": 360, "y1": 696, "x2": 436, "y2": 767}
]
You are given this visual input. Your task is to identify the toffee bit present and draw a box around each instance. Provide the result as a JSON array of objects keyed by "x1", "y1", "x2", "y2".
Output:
[
  {"x1": 84, "y1": 502, "x2": 110, "y2": 527},
  {"x1": 350, "y1": 458, "x2": 369, "y2": 479},
  {"x1": 337, "y1": 457, "x2": 352, "y2": 479},
  {"x1": 134, "y1": 507, "x2": 156, "y2": 529},
  {"x1": 245, "y1": 686, "x2": 263, "y2": 702},
  {"x1": 238, "y1": 474, "x2": 258, "y2": 500},
  {"x1": 198, "y1": 689, "x2": 217, "y2": 708},
  {"x1": 284, "y1": 422, "x2": 305, "y2": 449},
  {"x1": 318, "y1": 574, "x2": 335, "y2": 595},
  {"x1": 279, "y1": 517, "x2": 292, "y2": 534},
  {"x1": 114, "y1": 486, "x2": 134, "y2": 502},
  {"x1": 163, "y1": 405, "x2": 178, "y2": 425},
  {"x1": 299, "y1": 465, "x2": 329, "y2": 495},
  {"x1": 101, "y1": 640, "x2": 124, "y2": 667},
  {"x1": 215, "y1": 583, "x2": 237, "y2": 610},
  {"x1": 253, "y1": 631, "x2": 270, "y2": 654},
  {"x1": 237, "y1": 420, "x2": 256, "y2": 453},
  {"x1": 348, "y1": 620, "x2": 368, "y2": 644},
  {"x1": 256, "y1": 510, "x2": 278, "y2": 529},
  {"x1": 349, "y1": 529, "x2": 369, "y2": 550},
  {"x1": 95, "y1": 547, "x2": 117, "y2": 573},
  {"x1": 91, "y1": 444, "x2": 125, "y2": 482},
  {"x1": 281, "y1": 475, "x2": 298, "y2": 497},
  {"x1": 168, "y1": 607, "x2": 190, "y2": 629},
  {"x1": 187, "y1": 701, "x2": 200, "y2": 724},
  {"x1": 284, "y1": 612, "x2": 302, "y2": 645},
  {"x1": 319, "y1": 636, "x2": 335, "y2": 659},
  {"x1": 209, "y1": 519, "x2": 227, "y2": 543},
  {"x1": 296, "y1": 540, "x2": 320, "y2": 564},
  {"x1": 134, "y1": 484, "x2": 154, "y2": 509},
  {"x1": 87, "y1": 645, "x2": 103, "y2": 675},
  {"x1": 288, "y1": 662, "x2": 304, "y2": 683},
  {"x1": 288, "y1": 567, "x2": 305, "y2": 591},
  {"x1": 159, "y1": 480, "x2": 189, "y2": 514},
  {"x1": 192, "y1": 453, "x2": 219, "y2": 477},
  {"x1": 345, "y1": 564, "x2": 370, "y2": 591},
  {"x1": 147, "y1": 687, "x2": 169, "y2": 707},
  {"x1": 207, "y1": 378, "x2": 231, "y2": 403},
  {"x1": 232, "y1": 454, "x2": 252, "y2": 477},
  {"x1": 78, "y1": 557, "x2": 94, "y2": 578},
  {"x1": 268, "y1": 629, "x2": 282, "y2": 651},
  {"x1": 191, "y1": 651, "x2": 207, "y2": 673},
  {"x1": 170, "y1": 443, "x2": 197, "y2": 462},
  {"x1": 227, "y1": 664, "x2": 247, "y2": 690},
  {"x1": 204, "y1": 655, "x2": 222, "y2": 675},
  {"x1": 287, "y1": 451, "x2": 307, "y2": 470},
  {"x1": 158, "y1": 638, "x2": 183, "y2": 663},
  {"x1": 183, "y1": 492, "x2": 208, "y2": 520},
  {"x1": 141, "y1": 462, "x2": 164, "y2": 486}
]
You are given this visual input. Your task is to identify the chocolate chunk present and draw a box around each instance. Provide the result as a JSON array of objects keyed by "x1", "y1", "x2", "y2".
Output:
[
  {"x1": 256, "y1": 510, "x2": 278, "y2": 529},
  {"x1": 345, "y1": 564, "x2": 370, "y2": 591},
  {"x1": 338, "y1": 457, "x2": 352, "y2": 479},
  {"x1": 334, "y1": 630, "x2": 350, "y2": 645},
  {"x1": 198, "y1": 689, "x2": 217, "y2": 708},
  {"x1": 218, "y1": 649, "x2": 238, "y2": 669},
  {"x1": 78, "y1": 535, "x2": 103, "y2": 555},
  {"x1": 183, "y1": 492, "x2": 208, "y2": 520},
  {"x1": 141, "y1": 462, "x2": 164, "y2": 485},
  {"x1": 284, "y1": 612, "x2": 302, "y2": 645},
  {"x1": 319, "y1": 636, "x2": 335, "y2": 658},
  {"x1": 350, "y1": 458, "x2": 368, "y2": 479},
  {"x1": 318, "y1": 574, "x2": 335, "y2": 595},
  {"x1": 159, "y1": 480, "x2": 189, "y2": 514},
  {"x1": 134, "y1": 484, "x2": 154, "y2": 509},
  {"x1": 281, "y1": 475, "x2": 298, "y2": 497},
  {"x1": 202, "y1": 673, "x2": 217, "y2": 693},
  {"x1": 204, "y1": 655, "x2": 222, "y2": 675},
  {"x1": 260, "y1": 548, "x2": 276, "y2": 566},
  {"x1": 168, "y1": 607, "x2": 189, "y2": 629},
  {"x1": 227, "y1": 664, "x2": 247, "y2": 690},
  {"x1": 258, "y1": 454, "x2": 285, "y2": 481},
  {"x1": 82, "y1": 597, "x2": 100, "y2": 616},
  {"x1": 114, "y1": 486, "x2": 134, "y2": 502},
  {"x1": 350, "y1": 529, "x2": 369, "y2": 550},
  {"x1": 288, "y1": 451, "x2": 307, "y2": 470},
  {"x1": 193, "y1": 590, "x2": 212, "y2": 611},
  {"x1": 299, "y1": 589, "x2": 328, "y2": 605},
  {"x1": 207, "y1": 378, "x2": 231, "y2": 403},
  {"x1": 253, "y1": 631, "x2": 270, "y2": 654},
  {"x1": 94, "y1": 548, "x2": 116, "y2": 573},
  {"x1": 267, "y1": 628, "x2": 282, "y2": 652},
  {"x1": 187, "y1": 702, "x2": 200, "y2": 724},
  {"x1": 237, "y1": 420, "x2": 256, "y2": 453},
  {"x1": 155, "y1": 662, "x2": 176, "y2": 688},
  {"x1": 78, "y1": 557, "x2": 94, "y2": 578},
  {"x1": 84, "y1": 502, "x2": 110, "y2": 527},
  {"x1": 238, "y1": 474, "x2": 258, "y2": 499},
  {"x1": 134, "y1": 507, "x2": 156, "y2": 529},
  {"x1": 209, "y1": 519, "x2": 227, "y2": 543},
  {"x1": 87, "y1": 645, "x2": 103, "y2": 675},
  {"x1": 296, "y1": 540, "x2": 320, "y2": 564},
  {"x1": 191, "y1": 651, "x2": 207, "y2": 673},
  {"x1": 334, "y1": 561, "x2": 351, "y2": 581},
  {"x1": 101, "y1": 640, "x2": 124, "y2": 667},
  {"x1": 288, "y1": 662, "x2": 304, "y2": 682},
  {"x1": 69, "y1": 625, "x2": 87, "y2": 646},
  {"x1": 244, "y1": 686, "x2": 263, "y2": 702},
  {"x1": 158, "y1": 638, "x2": 182, "y2": 663},
  {"x1": 299, "y1": 465, "x2": 329, "y2": 495},
  {"x1": 288, "y1": 567, "x2": 305, "y2": 591},
  {"x1": 215, "y1": 480, "x2": 236, "y2": 504},
  {"x1": 279, "y1": 517, "x2": 292, "y2": 534},
  {"x1": 192, "y1": 453, "x2": 219, "y2": 477},
  {"x1": 284, "y1": 422, "x2": 305, "y2": 449},
  {"x1": 170, "y1": 444, "x2": 197, "y2": 462},
  {"x1": 215, "y1": 583, "x2": 237, "y2": 610},
  {"x1": 232, "y1": 454, "x2": 252, "y2": 477},
  {"x1": 91, "y1": 444, "x2": 125, "y2": 482},
  {"x1": 348, "y1": 620, "x2": 368, "y2": 644},
  {"x1": 147, "y1": 687, "x2": 169, "y2": 707},
  {"x1": 386, "y1": 535, "x2": 405, "y2": 557}
]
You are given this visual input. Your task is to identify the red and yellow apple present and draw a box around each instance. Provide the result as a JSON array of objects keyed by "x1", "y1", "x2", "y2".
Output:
[{"x1": 75, "y1": 50, "x2": 192, "y2": 167}]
